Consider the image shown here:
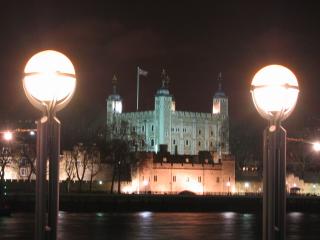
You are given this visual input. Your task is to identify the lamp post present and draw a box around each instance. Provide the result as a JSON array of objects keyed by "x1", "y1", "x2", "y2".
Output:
[
  {"x1": 251, "y1": 65, "x2": 299, "y2": 240},
  {"x1": 23, "y1": 50, "x2": 76, "y2": 240}
]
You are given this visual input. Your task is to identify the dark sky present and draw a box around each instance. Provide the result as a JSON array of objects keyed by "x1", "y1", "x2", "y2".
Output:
[{"x1": 1, "y1": 1, "x2": 320, "y2": 131}]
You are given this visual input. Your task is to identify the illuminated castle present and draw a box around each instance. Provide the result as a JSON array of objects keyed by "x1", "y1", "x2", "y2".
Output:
[{"x1": 106, "y1": 70, "x2": 229, "y2": 161}]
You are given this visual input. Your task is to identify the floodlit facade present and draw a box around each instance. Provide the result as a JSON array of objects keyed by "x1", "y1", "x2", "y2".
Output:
[
  {"x1": 106, "y1": 70, "x2": 229, "y2": 158},
  {"x1": 130, "y1": 152, "x2": 236, "y2": 194}
]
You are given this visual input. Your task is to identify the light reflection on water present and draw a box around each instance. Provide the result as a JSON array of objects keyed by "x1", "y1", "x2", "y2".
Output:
[{"x1": 0, "y1": 212, "x2": 320, "y2": 240}]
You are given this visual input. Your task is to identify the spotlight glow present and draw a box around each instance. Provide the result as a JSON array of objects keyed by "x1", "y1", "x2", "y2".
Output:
[{"x1": 251, "y1": 65, "x2": 299, "y2": 121}]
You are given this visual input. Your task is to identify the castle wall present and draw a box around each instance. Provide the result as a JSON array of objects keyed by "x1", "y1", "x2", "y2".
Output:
[{"x1": 136, "y1": 155, "x2": 235, "y2": 194}]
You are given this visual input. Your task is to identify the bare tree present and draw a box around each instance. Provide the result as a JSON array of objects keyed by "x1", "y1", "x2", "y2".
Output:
[
  {"x1": 106, "y1": 120, "x2": 144, "y2": 194},
  {"x1": 73, "y1": 143, "x2": 89, "y2": 192},
  {"x1": 87, "y1": 144, "x2": 101, "y2": 192},
  {"x1": 17, "y1": 143, "x2": 36, "y2": 181},
  {"x1": 64, "y1": 151, "x2": 76, "y2": 192},
  {"x1": 0, "y1": 146, "x2": 12, "y2": 199}
]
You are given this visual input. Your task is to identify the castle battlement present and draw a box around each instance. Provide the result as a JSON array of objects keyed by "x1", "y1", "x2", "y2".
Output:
[{"x1": 174, "y1": 111, "x2": 215, "y2": 119}]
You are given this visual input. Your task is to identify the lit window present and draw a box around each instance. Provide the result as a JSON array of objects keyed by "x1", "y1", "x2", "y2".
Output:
[
  {"x1": 212, "y1": 101, "x2": 221, "y2": 114},
  {"x1": 20, "y1": 168, "x2": 27, "y2": 177}
]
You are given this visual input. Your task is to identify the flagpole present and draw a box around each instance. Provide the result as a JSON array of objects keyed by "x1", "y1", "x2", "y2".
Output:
[{"x1": 137, "y1": 66, "x2": 139, "y2": 111}]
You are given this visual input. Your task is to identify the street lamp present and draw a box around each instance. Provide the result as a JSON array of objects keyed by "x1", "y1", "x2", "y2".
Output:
[
  {"x1": 3, "y1": 131, "x2": 13, "y2": 142},
  {"x1": 312, "y1": 142, "x2": 320, "y2": 152},
  {"x1": 23, "y1": 50, "x2": 76, "y2": 240},
  {"x1": 251, "y1": 64, "x2": 299, "y2": 240}
]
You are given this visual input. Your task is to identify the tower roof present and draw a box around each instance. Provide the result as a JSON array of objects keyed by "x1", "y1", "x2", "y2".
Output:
[
  {"x1": 156, "y1": 69, "x2": 171, "y2": 96},
  {"x1": 107, "y1": 74, "x2": 122, "y2": 101},
  {"x1": 214, "y1": 72, "x2": 226, "y2": 98}
]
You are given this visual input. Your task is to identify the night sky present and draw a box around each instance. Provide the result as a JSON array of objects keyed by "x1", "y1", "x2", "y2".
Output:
[{"x1": 1, "y1": 1, "x2": 320, "y2": 132}]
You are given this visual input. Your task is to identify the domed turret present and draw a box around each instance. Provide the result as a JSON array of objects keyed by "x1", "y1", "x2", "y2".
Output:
[
  {"x1": 212, "y1": 72, "x2": 228, "y2": 116},
  {"x1": 212, "y1": 72, "x2": 229, "y2": 157},
  {"x1": 106, "y1": 75, "x2": 123, "y2": 124},
  {"x1": 156, "y1": 69, "x2": 171, "y2": 96}
]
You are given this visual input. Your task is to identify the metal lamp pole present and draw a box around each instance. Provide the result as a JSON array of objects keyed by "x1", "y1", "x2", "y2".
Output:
[
  {"x1": 23, "y1": 50, "x2": 76, "y2": 240},
  {"x1": 251, "y1": 65, "x2": 299, "y2": 240},
  {"x1": 263, "y1": 120, "x2": 286, "y2": 240}
]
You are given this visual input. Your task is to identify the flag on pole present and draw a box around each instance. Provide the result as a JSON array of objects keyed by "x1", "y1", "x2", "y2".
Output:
[{"x1": 138, "y1": 67, "x2": 148, "y2": 77}]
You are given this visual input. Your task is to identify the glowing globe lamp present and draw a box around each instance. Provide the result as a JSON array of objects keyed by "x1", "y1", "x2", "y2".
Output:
[
  {"x1": 23, "y1": 50, "x2": 76, "y2": 112},
  {"x1": 313, "y1": 142, "x2": 320, "y2": 152},
  {"x1": 3, "y1": 131, "x2": 13, "y2": 141},
  {"x1": 251, "y1": 65, "x2": 299, "y2": 121}
]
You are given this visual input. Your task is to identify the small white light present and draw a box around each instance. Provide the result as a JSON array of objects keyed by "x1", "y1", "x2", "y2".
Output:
[
  {"x1": 226, "y1": 181, "x2": 231, "y2": 187},
  {"x1": 244, "y1": 182, "x2": 250, "y2": 188},
  {"x1": 313, "y1": 142, "x2": 320, "y2": 152},
  {"x1": 30, "y1": 131, "x2": 35, "y2": 136},
  {"x1": 98, "y1": 180, "x2": 103, "y2": 185},
  {"x1": 3, "y1": 131, "x2": 13, "y2": 141},
  {"x1": 143, "y1": 180, "x2": 148, "y2": 186}
]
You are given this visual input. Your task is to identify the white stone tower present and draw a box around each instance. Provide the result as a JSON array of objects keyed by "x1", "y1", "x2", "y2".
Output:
[
  {"x1": 106, "y1": 75, "x2": 123, "y2": 125},
  {"x1": 212, "y1": 73, "x2": 229, "y2": 158},
  {"x1": 154, "y1": 69, "x2": 173, "y2": 152}
]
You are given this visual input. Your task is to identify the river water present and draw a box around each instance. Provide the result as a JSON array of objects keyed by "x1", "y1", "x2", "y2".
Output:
[{"x1": 1, "y1": 212, "x2": 320, "y2": 240}]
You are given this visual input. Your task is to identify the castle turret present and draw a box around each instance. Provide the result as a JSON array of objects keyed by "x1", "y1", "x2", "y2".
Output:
[
  {"x1": 212, "y1": 72, "x2": 228, "y2": 116},
  {"x1": 154, "y1": 69, "x2": 173, "y2": 152},
  {"x1": 106, "y1": 75, "x2": 123, "y2": 125},
  {"x1": 212, "y1": 73, "x2": 229, "y2": 158}
]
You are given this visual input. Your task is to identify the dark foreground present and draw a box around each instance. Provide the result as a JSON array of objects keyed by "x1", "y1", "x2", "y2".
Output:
[
  {"x1": 1, "y1": 211, "x2": 320, "y2": 240},
  {"x1": 5, "y1": 193, "x2": 320, "y2": 213}
]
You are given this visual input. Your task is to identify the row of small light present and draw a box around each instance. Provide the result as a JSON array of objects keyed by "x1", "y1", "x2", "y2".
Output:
[{"x1": 1, "y1": 130, "x2": 36, "y2": 142}]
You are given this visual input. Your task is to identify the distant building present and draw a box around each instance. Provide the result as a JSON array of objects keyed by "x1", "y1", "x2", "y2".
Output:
[{"x1": 106, "y1": 70, "x2": 229, "y2": 159}]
